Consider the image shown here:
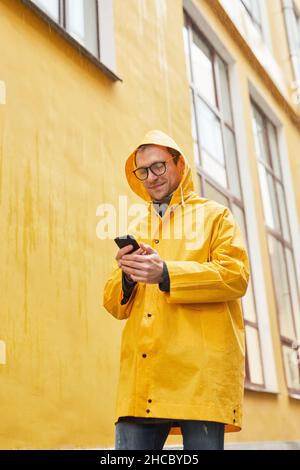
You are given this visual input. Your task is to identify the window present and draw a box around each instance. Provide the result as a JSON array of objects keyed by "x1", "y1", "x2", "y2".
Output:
[
  {"x1": 65, "y1": 0, "x2": 98, "y2": 56},
  {"x1": 252, "y1": 102, "x2": 300, "y2": 393},
  {"x1": 282, "y1": 0, "x2": 300, "y2": 82},
  {"x1": 240, "y1": 0, "x2": 263, "y2": 34},
  {"x1": 32, "y1": 0, "x2": 99, "y2": 57},
  {"x1": 28, "y1": 0, "x2": 118, "y2": 78},
  {"x1": 183, "y1": 13, "x2": 265, "y2": 388},
  {"x1": 33, "y1": 0, "x2": 59, "y2": 20}
]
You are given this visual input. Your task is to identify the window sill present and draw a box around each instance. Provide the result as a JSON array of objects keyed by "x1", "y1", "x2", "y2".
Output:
[
  {"x1": 21, "y1": 0, "x2": 122, "y2": 82},
  {"x1": 288, "y1": 392, "x2": 300, "y2": 400},
  {"x1": 245, "y1": 383, "x2": 279, "y2": 395}
]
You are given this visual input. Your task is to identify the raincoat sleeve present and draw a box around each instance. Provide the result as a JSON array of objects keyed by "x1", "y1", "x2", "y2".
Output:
[
  {"x1": 165, "y1": 207, "x2": 250, "y2": 304},
  {"x1": 103, "y1": 261, "x2": 138, "y2": 320}
]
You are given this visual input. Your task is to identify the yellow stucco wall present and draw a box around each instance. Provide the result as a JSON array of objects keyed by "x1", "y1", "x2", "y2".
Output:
[{"x1": 0, "y1": 0, "x2": 299, "y2": 449}]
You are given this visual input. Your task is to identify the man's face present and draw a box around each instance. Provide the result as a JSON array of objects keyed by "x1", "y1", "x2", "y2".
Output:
[{"x1": 135, "y1": 145, "x2": 184, "y2": 201}]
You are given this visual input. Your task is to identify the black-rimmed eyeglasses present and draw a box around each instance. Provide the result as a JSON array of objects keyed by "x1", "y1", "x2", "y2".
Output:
[{"x1": 133, "y1": 155, "x2": 177, "y2": 181}]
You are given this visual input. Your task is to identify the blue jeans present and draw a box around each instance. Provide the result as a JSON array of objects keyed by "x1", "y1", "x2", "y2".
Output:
[{"x1": 115, "y1": 420, "x2": 224, "y2": 450}]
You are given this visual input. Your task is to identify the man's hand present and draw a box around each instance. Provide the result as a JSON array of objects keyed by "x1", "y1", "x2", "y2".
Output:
[
  {"x1": 119, "y1": 243, "x2": 164, "y2": 284},
  {"x1": 115, "y1": 244, "x2": 147, "y2": 281}
]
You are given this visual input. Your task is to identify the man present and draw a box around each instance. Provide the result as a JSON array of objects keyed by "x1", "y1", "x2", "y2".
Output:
[{"x1": 103, "y1": 129, "x2": 250, "y2": 450}]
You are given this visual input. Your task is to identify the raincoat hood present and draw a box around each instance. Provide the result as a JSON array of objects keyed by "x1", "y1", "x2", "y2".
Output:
[{"x1": 125, "y1": 129, "x2": 195, "y2": 207}]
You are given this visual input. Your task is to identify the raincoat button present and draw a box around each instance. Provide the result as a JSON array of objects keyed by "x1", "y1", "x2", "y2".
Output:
[
  {"x1": 148, "y1": 399, "x2": 152, "y2": 403},
  {"x1": 146, "y1": 409, "x2": 150, "y2": 413},
  {"x1": 147, "y1": 313, "x2": 152, "y2": 317},
  {"x1": 233, "y1": 409, "x2": 236, "y2": 414},
  {"x1": 154, "y1": 239, "x2": 159, "y2": 244},
  {"x1": 142, "y1": 354, "x2": 147, "y2": 358},
  {"x1": 233, "y1": 419, "x2": 236, "y2": 423}
]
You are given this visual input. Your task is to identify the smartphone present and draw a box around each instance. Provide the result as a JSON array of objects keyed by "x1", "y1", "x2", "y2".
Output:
[{"x1": 114, "y1": 234, "x2": 140, "y2": 253}]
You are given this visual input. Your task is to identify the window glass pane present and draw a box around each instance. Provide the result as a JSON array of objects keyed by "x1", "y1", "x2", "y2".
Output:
[
  {"x1": 68, "y1": 0, "x2": 85, "y2": 41},
  {"x1": 251, "y1": 0, "x2": 262, "y2": 25},
  {"x1": 241, "y1": 0, "x2": 251, "y2": 10},
  {"x1": 283, "y1": 345, "x2": 300, "y2": 390},
  {"x1": 267, "y1": 122, "x2": 281, "y2": 179},
  {"x1": 276, "y1": 182, "x2": 291, "y2": 242},
  {"x1": 285, "y1": 248, "x2": 300, "y2": 338},
  {"x1": 284, "y1": 5, "x2": 300, "y2": 79},
  {"x1": 183, "y1": 25, "x2": 192, "y2": 82},
  {"x1": 33, "y1": 0, "x2": 59, "y2": 20},
  {"x1": 66, "y1": 0, "x2": 98, "y2": 56},
  {"x1": 231, "y1": 204, "x2": 256, "y2": 323},
  {"x1": 201, "y1": 152, "x2": 227, "y2": 187},
  {"x1": 242, "y1": 278, "x2": 257, "y2": 323},
  {"x1": 245, "y1": 325, "x2": 264, "y2": 385},
  {"x1": 204, "y1": 182, "x2": 229, "y2": 207},
  {"x1": 224, "y1": 126, "x2": 241, "y2": 197},
  {"x1": 191, "y1": 32, "x2": 216, "y2": 107},
  {"x1": 241, "y1": 0, "x2": 261, "y2": 30},
  {"x1": 258, "y1": 164, "x2": 280, "y2": 231},
  {"x1": 231, "y1": 204, "x2": 247, "y2": 244},
  {"x1": 252, "y1": 107, "x2": 271, "y2": 167},
  {"x1": 287, "y1": 5, "x2": 300, "y2": 52},
  {"x1": 291, "y1": 55, "x2": 300, "y2": 81},
  {"x1": 216, "y1": 56, "x2": 233, "y2": 126},
  {"x1": 268, "y1": 235, "x2": 295, "y2": 340},
  {"x1": 197, "y1": 98, "x2": 226, "y2": 186},
  {"x1": 83, "y1": 0, "x2": 98, "y2": 56}
]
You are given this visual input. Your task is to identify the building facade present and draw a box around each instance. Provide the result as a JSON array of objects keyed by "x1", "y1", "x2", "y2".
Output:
[{"x1": 0, "y1": 0, "x2": 300, "y2": 449}]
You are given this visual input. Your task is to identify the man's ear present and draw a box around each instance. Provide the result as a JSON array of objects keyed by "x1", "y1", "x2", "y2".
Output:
[{"x1": 179, "y1": 155, "x2": 185, "y2": 172}]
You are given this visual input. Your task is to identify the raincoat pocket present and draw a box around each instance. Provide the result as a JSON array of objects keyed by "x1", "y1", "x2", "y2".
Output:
[{"x1": 198, "y1": 304, "x2": 236, "y2": 353}]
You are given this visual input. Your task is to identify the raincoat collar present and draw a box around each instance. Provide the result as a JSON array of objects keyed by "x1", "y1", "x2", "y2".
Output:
[{"x1": 125, "y1": 129, "x2": 195, "y2": 210}]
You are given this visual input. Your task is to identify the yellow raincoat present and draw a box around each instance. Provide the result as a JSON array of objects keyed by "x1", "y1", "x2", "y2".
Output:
[{"x1": 103, "y1": 130, "x2": 250, "y2": 435}]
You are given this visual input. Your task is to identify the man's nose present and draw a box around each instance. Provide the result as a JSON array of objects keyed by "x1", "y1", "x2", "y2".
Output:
[{"x1": 147, "y1": 171, "x2": 159, "y2": 183}]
